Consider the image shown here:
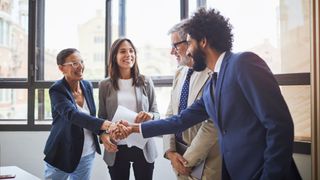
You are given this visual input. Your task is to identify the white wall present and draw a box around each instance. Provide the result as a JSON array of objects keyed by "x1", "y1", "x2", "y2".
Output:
[
  {"x1": 0, "y1": 132, "x2": 175, "y2": 180},
  {"x1": 0, "y1": 132, "x2": 311, "y2": 180}
]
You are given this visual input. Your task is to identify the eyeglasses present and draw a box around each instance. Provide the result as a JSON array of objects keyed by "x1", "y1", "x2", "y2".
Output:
[
  {"x1": 172, "y1": 40, "x2": 187, "y2": 50},
  {"x1": 62, "y1": 60, "x2": 84, "y2": 68}
]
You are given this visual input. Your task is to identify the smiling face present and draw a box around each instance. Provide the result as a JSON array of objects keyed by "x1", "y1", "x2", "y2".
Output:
[
  {"x1": 59, "y1": 52, "x2": 85, "y2": 82},
  {"x1": 186, "y1": 35, "x2": 207, "y2": 72},
  {"x1": 116, "y1": 40, "x2": 136, "y2": 71},
  {"x1": 170, "y1": 32, "x2": 192, "y2": 67}
]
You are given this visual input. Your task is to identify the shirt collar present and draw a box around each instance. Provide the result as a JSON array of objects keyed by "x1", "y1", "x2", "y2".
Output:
[{"x1": 213, "y1": 51, "x2": 226, "y2": 74}]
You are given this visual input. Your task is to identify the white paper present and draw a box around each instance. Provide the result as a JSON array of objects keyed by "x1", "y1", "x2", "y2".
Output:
[{"x1": 112, "y1": 105, "x2": 149, "y2": 149}]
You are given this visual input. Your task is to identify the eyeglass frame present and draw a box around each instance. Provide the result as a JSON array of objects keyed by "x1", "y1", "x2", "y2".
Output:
[
  {"x1": 172, "y1": 40, "x2": 187, "y2": 50},
  {"x1": 62, "y1": 60, "x2": 84, "y2": 68}
]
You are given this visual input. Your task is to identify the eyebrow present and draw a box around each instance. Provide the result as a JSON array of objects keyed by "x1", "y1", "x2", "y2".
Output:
[{"x1": 65, "y1": 59, "x2": 83, "y2": 62}]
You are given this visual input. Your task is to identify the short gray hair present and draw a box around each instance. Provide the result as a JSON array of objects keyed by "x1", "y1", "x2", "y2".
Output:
[{"x1": 167, "y1": 19, "x2": 189, "y2": 40}]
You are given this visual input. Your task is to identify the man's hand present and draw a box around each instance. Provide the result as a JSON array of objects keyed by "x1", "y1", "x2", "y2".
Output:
[
  {"x1": 109, "y1": 120, "x2": 132, "y2": 140},
  {"x1": 109, "y1": 120, "x2": 141, "y2": 140},
  {"x1": 166, "y1": 151, "x2": 191, "y2": 176},
  {"x1": 135, "y1": 111, "x2": 153, "y2": 123},
  {"x1": 100, "y1": 133, "x2": 118, "y2": 152}
]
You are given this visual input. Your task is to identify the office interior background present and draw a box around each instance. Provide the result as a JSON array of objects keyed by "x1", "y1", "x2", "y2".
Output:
[{"x1": 0, "y1": 0, "x2": 319, "y2": 179}]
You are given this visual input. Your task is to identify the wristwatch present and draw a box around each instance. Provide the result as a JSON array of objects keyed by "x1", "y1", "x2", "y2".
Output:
[{"x1": 102, "y1": 130, "x2": 109, "y2": 135}]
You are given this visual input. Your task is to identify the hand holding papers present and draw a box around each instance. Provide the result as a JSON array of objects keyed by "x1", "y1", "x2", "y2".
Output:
[
  {"x1": 135, "y1": 111, "x2": 153, "y2": 123},
  {"x1": 111, "y1": 105, "x2": 149, "y2": 149}
]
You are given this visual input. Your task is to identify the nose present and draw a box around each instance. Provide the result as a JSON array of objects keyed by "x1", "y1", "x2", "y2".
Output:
[
  {"x1": 186, "y1": 48, "x2": 192, "y2": 58},
  {"x1": 170, "y1": 47, "x2": 176, "y2": 55}
]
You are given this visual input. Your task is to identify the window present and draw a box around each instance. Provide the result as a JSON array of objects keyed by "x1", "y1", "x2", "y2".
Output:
[
  {"x1": 0, "y1": 89, "x2": 11, "y2": 103},
  {"x1": 0, "y1": 89, "x2": 27, "y2": 121},
  {"x1": 44, "y1": 0, "x2": 105, "y2": 80},
  {"x1": 207, "y1": 0, "x2": 311, "y2": 141},
  {"x1": 94, "y1": 36, "x2": 104, "y2": 44},
  {"x1": 0, "y1": 0, "x2": 28, "y2": 79},
  {"x1": 0, "y1": 0, "x2": 315, "y2": 148},
  {"x1": 125, "y1": 0, "x2": 180, "y2": 76},
  {"x1": 93, "y1": 52, "x2": 104, "y2": 62}
]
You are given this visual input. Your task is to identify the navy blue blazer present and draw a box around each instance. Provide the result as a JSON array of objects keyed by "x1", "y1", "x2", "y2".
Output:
[
  {"x1": 44, "y1": 78, "x2": 104, "y2": 173},
  {"x1": 141, "y1": 52, "x2": 301, "y2": 180}
]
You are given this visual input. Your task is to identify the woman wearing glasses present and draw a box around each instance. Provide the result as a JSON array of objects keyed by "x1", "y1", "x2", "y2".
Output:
[
  {"x1": 43, "y1": 48, "x2": 122, "y2": 180},
  {"x1": 99, "y1": 38, "x2": 159, "y2": 180}
]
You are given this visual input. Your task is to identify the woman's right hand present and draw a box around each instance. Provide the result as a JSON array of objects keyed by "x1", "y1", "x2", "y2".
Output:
[
  {"x1": 100, "y1": 133, "x2": 118, "y2": 153},
  {"x1": 101, "y1": 121, "x2": 117, "y2": 131}
]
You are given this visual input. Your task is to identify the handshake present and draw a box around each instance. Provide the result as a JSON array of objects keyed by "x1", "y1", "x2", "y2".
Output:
[
  {"x1": 107, "y1": 120, "x2": 134, "y2": 140},
  {"x1": 102, "y1": 111, "x2": 152, "y2": 139},
  {"x1": 100, "y1": 110, "x2": 150, "y2": 152},
  {"x1": 101, "y1": 120, "x2": 141, "y2": 153}
]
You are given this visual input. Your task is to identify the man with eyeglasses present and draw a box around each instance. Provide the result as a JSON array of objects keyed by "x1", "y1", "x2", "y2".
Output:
[{"x1": 162, "y1": 20, "x2": 221, "y2": 180}]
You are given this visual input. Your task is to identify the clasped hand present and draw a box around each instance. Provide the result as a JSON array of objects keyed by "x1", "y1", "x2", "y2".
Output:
[{"x1": 108, "y1": 120, "x2": 132, "y2": 140}]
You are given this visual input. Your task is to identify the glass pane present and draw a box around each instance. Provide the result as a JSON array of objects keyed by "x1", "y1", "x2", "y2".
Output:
[
  {"x1": 0, "y1": 89, "x2": 27, "y2": 123},
  {"x1": 34, "y1": 89, "x2": 52, "y2": 124},
  {"x1": 35, "y1": 87, "x2": 100, "y2": 124},
  {"x1": 111, "y1": 0, "x2": 119, "y2": 42},
  {"x1": 154, "y1": 87, "x2": 171, "y2": 117},
  {"x1": 188, "y1": 0, "x2": 198, "y2": 17},
  {"x1": 45, "y1": 0, "x2": 105, "y2": 80},
  {"x1": 126, "y1": 0, "x2": 180, "y2": 76},
  {"x1": 281, "y1": 86, "x2": 311, "y2": 141},
  {"x1": 207, "y1": 0, "x2": 311, "y2": 74},
  {"x1": 0, "y1": 0, "x2": 28, "y2": 78}
]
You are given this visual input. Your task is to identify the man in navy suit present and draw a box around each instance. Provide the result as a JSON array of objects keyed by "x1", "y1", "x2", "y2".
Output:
[{"x1": 117, "y1": 8, "x2": 301, "y2": 180}]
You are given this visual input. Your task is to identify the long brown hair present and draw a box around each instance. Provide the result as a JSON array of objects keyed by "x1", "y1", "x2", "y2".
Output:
[{"x1": 108, "y1": 38, "x2": 145, "y2": 90}]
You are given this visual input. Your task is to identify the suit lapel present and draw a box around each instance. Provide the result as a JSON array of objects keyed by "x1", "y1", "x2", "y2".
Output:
[
  {"x1": 214, "y1": 52, "x2": 231, "y2": 121},
  {"x1": 62, "y1": 78, "x2": 76, "y2": 105},
  {"x1": 80, "y1": 81, "x2": 93, "y2": 114},
  {"x1": 106, "y1": 85, "x2": 118, "y2": 119},
  {"x1": 135, "y1": 86, "x2": 143, "y2": 112},
  {"x1": 188, "y1": 68, "x2": 210, "y2": 104},
  {"x1": 172, "y1": 68, "x2": 184, "y2": 114}
]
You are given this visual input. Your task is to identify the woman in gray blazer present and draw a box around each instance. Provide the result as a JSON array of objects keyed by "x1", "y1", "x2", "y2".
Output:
[{"x1": 98, "y1": 38, "x2": 159, "y2": 180}]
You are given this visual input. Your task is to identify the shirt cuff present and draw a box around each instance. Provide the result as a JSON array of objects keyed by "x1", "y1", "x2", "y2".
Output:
[{"x1": 139, "y1": 123, "x2": 143, "y2": 136}]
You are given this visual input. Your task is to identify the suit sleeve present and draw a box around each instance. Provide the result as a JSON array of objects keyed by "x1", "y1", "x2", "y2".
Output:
[
  {"x1": 141, "y1": 97, "x2": 209, "y2": 138},
  {"x1": 236, "y1": 52, "x2": 294, "y2": 179},
  {"x1": 49, "y1": 84, "x2": 104, "y2": 134},
  {"x1": 183, "y1": 120, "x2": 219, "y2": 167}
]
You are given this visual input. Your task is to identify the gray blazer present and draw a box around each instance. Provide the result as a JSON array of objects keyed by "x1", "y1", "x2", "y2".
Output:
[{"x1": 98, "y1": 76, "x2": 159, "y2": 166}]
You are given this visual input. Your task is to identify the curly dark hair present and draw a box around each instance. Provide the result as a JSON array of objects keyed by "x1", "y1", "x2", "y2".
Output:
[{"x1": 183, "y1": 8, "x2": 233, "y2": 53}]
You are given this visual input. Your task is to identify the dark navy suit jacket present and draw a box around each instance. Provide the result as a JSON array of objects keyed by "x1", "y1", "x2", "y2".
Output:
[
  {"x1": 141, "y1": 52, "x2": 301, "y2": 180},
  {"x1": 44, "y1": 78, "x2": 104, "y2": 173}
]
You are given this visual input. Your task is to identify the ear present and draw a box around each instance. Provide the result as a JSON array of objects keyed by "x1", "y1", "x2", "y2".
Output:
[
  {"x1": 58, "y1": 65, "x2": 64, "y2": 73},
  {"x1": 199, "y1": 38, "x2": 207, "y2": 48}
]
